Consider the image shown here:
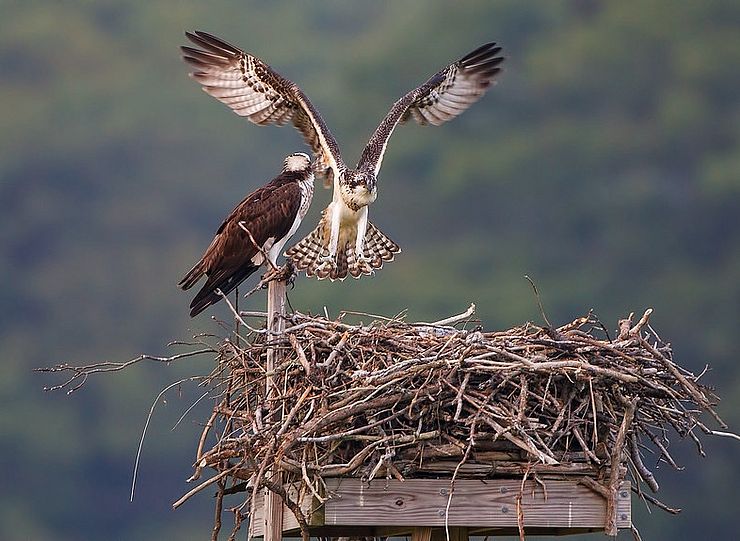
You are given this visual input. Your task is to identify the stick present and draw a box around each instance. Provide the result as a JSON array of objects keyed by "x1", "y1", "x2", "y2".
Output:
[
  {"x1": 173, "y1": 467, "x2": 236, "y2": 509},
  {"x1": 424, "y1": 303, "x2": 476, "y2": 326},
  {"x1": 640, "y1": 337, "x2": 726, "y2": 428}
]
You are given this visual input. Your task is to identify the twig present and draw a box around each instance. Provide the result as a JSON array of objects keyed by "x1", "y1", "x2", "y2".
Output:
[
  {"x1": 524, "y1": 275, "x2": 553, "y2": 332},
  {"x1": 639, "y1": 337, "x2": 726, "y2": 428},
  {"x1": 131, "y1": 377, "x2": 204, "y2": 502},
  {"x1": 172, "y1": 390, "x2": 210, "y2": 431},
  {"x1": 630, "y1": 433, "x2": 659, "y2": 492},
  {"x1": 703, "y1": 429, "x2": 740, "y2": 442},
  {"x1": 629, "y1": 309, "x2": 653, "y2": 336},
  {"x1": 38, "y1": 349, "x2": 213, "y2": 393},
  {"x1": 421, "y1": 303, "x2": 476, "y2": 327},
  {"x1": 238, "y1": 221, "x2": 278, "y2": 272},
  {"x1": 173, "y1": 466, "x2": 237, "y2": 509},
  {"x1": 630, "y1": 486, "x2": 681, "y2": 514},
  {"x1": 212, "y1": 479, "x2": 225, "y2": 541}
]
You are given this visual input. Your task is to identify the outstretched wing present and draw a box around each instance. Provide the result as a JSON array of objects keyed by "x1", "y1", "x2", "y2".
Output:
[
  {"x1": 357, "y1": 42, "x2": 504, "y2": 177},
  {"x1": 182, "y1": 30, "x2": 343, "y2": 184}
]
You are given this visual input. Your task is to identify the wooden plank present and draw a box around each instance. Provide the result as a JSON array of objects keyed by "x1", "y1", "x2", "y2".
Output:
[
  {"x1": 322, "y1": 478, "x2": 631, "y2": 530},
  {"x1": 263, "y1": 485, "x2": 284, "y2": 541},
  {"x1": 471, "y1": 526, "x2": 601, "y2": 536},
  {"x1": 249, "y1": 486, "x2": 303, "y2": 538},
  {"x1": 414, "y1": 460, "x2": 598, "y2": 477}
]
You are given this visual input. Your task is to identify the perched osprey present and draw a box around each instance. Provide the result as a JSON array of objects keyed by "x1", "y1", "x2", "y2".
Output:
[
  {"x1": 182, "y1": 31, "x2": 504, "y2": 280},
  {"x1": 179, "y1": 153, "x2": 314, "y2": 317}
]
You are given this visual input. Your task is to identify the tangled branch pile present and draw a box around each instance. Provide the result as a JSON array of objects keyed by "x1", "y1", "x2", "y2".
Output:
[{"x1": 182, "y1": 305, "x2": 728, "y2": 536}]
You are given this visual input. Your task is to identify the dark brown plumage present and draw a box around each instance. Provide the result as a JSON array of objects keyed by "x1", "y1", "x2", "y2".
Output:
[{"x1": 179, "y1": 153, "x2": 314, "y2": 317}]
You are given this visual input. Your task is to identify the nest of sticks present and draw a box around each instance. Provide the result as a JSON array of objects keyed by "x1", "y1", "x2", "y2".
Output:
[{"x1": 177, "y1": 303, "x2": 730, "y2": 537}]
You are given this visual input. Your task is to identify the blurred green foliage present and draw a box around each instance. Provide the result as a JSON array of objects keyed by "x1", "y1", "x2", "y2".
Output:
[{"x1": 1, "y1": 1, "x2": 738, "y2": 539}]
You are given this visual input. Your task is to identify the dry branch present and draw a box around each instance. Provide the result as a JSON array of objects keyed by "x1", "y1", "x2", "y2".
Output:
[
  {"x1": 39, "y1": 306, "x2": 734, "y2": 538},
  {"x1": 174, "y1": 306, "x2": 730, "y2": 537}
]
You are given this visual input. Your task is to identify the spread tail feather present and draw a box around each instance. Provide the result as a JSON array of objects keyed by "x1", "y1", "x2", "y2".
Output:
[
  {"x1": 286, "y1": 221, "x2": 400, "y2": 281},
  {"x1": 363, "y1": 221, "x2": 400, "y2": 268},
  {"x1": 285, "y1": 223, "x2": 328, "y2": 277}
]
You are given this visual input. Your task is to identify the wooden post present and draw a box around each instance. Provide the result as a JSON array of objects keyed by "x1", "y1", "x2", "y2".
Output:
[
  {"x1": 413, "y1": 526, "x2": 468, "y2": 541},
  {"x1": 263, "y1": 279, "x2": 287, "y2": 541},
  {"x1": 412, "y1": 527, "x2": 433, "y2": 541},
  {"x1": 411, "y1": 526, "x2": 469, "y2": 541},
  {"x1": 438, "y1": 527, "x2": 469, "y2": 541}
]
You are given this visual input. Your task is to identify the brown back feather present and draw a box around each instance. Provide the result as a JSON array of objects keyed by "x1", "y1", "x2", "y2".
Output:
[{"x1": 180, "y1": 170, "x2": 305, "y2": 316}]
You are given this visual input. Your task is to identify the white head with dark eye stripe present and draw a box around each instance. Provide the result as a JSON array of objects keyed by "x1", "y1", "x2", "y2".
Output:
[{"x1": 283, "y1": 152, "x2": 311, "y2": 172}]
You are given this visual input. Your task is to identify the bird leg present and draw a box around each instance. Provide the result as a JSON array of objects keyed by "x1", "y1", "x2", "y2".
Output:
[
  {"x1": 276, "y1": 260, "x2": 296, "y2": 284},
  {"x1": 260, "y1": 261, "x2": 295, "y2": 285},
  {"x1": 315, "y1": 219, "x2": 341, "y2": 274},
  {"x1": 314, "y1": 255, "x2": 337, "y2": 275},
  {"x1": 351, "y1": 247, "x2": 373, "y2": 275},
  {"x1": 327, "y1": 205, "x2": 341, "y2": 259},
  {"x1": 243, "y1": 262, "x2": 296, "y2": 300},
  {"x1": 353, "y1": 207, "x2": 373, "y2": 272}
]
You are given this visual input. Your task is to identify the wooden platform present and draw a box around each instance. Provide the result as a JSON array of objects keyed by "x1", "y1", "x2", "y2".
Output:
[{"x1": 249, "y1": 478, "x2": 631, "y2": 538}]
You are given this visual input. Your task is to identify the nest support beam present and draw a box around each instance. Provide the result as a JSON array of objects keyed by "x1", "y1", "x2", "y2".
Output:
[{"x1": 249, "y1": 478, "x2": 631, "y2": 538}]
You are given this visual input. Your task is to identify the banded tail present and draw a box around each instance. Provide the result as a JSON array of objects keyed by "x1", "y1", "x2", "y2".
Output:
[{"x1": 286, "y1": 221, "x2": 400, "y2": 281}]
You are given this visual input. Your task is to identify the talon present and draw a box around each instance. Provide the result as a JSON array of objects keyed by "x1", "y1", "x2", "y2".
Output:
[
  {"x1": 277, "y1": 261, "x2": 295, "y2": 281},
  {"x1": 260, "y1": 262, "x2": 297, "y2": 286},
  {"x1": 277, "y1": 261, "x2": 298, "y2": 286}
]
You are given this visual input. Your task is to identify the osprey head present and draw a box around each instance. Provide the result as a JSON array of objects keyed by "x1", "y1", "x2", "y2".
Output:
[
  {"x1": 283, "y1": 152, "x2": 311, "y2": 172},
  {"x1": 340, "y1": 169, "x2": 377, "y2": 210}
]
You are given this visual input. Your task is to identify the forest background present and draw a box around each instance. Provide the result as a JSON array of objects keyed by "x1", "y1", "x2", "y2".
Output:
[{"x1": 1, "y1": 1, "x2": 738, "y2": 539}]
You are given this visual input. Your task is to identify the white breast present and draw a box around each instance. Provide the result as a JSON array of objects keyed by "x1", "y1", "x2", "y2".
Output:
[{"x1": 267, "y1": 173, "x2": 315, "y2": 265}]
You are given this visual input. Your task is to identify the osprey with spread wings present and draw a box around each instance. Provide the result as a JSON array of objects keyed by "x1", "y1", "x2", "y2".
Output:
[{"x1": 182, "y1": 31, "x2": 504, "y2": 280}]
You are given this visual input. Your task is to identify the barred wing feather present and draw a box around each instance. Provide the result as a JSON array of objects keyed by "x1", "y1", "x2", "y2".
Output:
[
  {"x1": 358, "y1": 42, "x2": 504, "y2": 176},
  {"x1": 182, "y1": 31, "x2": 343, "y2": 182}
]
